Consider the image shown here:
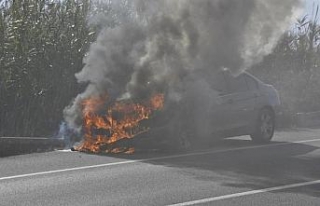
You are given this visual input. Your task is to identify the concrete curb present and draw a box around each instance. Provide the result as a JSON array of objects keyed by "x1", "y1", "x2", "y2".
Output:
[
  {"x1": 296, "y1": 111, "x2": 320, "y2": 128},
  {"x1": 0, "y1": 137, "x2": 65, "y2": 157}
]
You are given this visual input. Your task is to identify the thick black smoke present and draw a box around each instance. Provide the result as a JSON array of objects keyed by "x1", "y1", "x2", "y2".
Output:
[{"x1": 64, "y1": 0, "x2": 303, "y2": 132}]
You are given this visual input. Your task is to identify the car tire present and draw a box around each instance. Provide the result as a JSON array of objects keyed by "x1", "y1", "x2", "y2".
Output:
[{"x1": 250, "y1": 108, "x2": 275, "y2": 143}]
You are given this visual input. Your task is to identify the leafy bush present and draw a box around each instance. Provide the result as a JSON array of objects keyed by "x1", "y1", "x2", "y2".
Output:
[{"x1": 0, "y1": 0, "x2": 94, "y2": 136}]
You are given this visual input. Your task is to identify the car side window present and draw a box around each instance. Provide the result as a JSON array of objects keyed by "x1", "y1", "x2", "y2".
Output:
[
  {"x1": 227, "y1": 74, "x2": 249, "y2": 94},
  {"x1": 244, "y1": 74, "x2": 258, "y2": 91},
  {"x1": 208, "y1": 72, "x2": 228, "y2": 95}
]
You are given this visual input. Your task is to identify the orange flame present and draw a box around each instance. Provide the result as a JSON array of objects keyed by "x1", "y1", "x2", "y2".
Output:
[{"x1": 75, "y1": 94, "x2": 164, "y2": 154}]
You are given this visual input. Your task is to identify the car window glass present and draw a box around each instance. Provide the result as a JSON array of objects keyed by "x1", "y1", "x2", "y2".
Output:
[
  {"x1": 244, "y1": 74, "x2": 258, "y2": 91},
  {"x1": 207, "y1": 72, "x2": 228, "y2": 95},
  {"x1": 228, "y1": 74, "x2": 249, "y2": 94}
]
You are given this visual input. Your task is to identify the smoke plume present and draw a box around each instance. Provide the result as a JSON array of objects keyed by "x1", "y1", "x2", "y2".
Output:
[{"x1": 64, "y1": 0, "x2": 303, "y2": 132}]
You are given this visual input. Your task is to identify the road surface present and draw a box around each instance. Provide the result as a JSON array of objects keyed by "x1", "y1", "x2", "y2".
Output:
[{"x1": 0, "y1": 129, "x2": 320, "y2": 206}]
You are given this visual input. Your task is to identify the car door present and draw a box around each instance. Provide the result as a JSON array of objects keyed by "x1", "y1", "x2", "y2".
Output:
[
  {"x1": 206, "y1": 71, "x2": 235, "y2": 133},
  {"x1": 181, "y1": 71, "x2": 231, "y2": 137},
  {"x1": 224, "y1": 73, "x2": 258, "y2": 131}
]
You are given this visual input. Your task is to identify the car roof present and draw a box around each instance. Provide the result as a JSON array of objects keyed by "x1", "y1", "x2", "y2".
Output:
[{"x1": 242, "y1": 71, "x2": 265, "y2": 85}]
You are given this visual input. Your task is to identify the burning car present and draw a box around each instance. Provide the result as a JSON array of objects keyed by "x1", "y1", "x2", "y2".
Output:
[
  {"x1": 74, "y1": 70, "x2": 280, "y2": 153},
  {"x1": 135, "y1": 70, "x2": 280, "y2": 150}
]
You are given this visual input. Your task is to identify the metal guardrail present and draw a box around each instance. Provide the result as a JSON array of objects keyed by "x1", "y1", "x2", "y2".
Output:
[
  {"x1": 0, "y1": 137, "x2": 65, "y2": 157},
  {"x1": 296, "y1": 111, "x2": 320, "y2": 127},
  {"x1": 0, "y1": 137, "x2": 58, "y2": 140},
  {"x1": 2, "y1": 110, "x2": 320, "y2": 156}
]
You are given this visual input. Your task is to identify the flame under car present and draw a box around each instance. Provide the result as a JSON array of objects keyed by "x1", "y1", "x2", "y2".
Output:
[{"x1": 76, "y1": 94, "x2": 165, "y2": 153}]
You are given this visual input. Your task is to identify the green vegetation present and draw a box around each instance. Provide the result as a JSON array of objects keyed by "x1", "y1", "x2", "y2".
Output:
[{"x1": 0, "y1": 0, "x2": 94, "y2": 136}]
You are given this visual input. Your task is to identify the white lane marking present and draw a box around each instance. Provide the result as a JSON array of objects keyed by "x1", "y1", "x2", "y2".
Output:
[
  {"x1": 167, "y1": 180, "x2": 320, "y2": 206},
  {"x1": 0, "y1": 160, "x2": 138, "y2": 181},
  {"x1": 1, "y1": 138, "x2": 320, "y2": 181}
]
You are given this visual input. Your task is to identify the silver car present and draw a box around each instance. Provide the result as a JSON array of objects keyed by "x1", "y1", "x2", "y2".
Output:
[{"x1": 135, "y1": 71, "x2": 281, "y2": 149}]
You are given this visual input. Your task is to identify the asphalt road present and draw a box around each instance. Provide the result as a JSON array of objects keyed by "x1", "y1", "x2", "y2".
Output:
[{"x1": 1, "y1": 129, "x2": 320, "y2": 206}]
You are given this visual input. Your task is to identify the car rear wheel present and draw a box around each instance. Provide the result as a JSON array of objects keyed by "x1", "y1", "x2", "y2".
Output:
[{"x1": 250, "y1": 108, "x2": 275, "y2": 143}]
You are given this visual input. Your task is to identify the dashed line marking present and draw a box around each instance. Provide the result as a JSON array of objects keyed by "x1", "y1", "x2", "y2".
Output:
[{"x1": 167, "y1": 180, "x2": 320, "y2": 206}]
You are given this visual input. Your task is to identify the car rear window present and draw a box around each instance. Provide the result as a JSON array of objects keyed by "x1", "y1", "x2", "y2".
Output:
[
  {"x1": 227, "y1": 74, "x2": 249, "y2": 94},
  {"x1": 209, "y1": 72, "x2": 228, "y2": 95},
  {"x1": 244, "y1": 73, "x2": 259, "y2": 91}
]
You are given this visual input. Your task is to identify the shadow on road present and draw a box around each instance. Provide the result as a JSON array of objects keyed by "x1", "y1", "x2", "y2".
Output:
[{"x1": 111, "y1": 137, "x2": 320, "y2": 199}]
